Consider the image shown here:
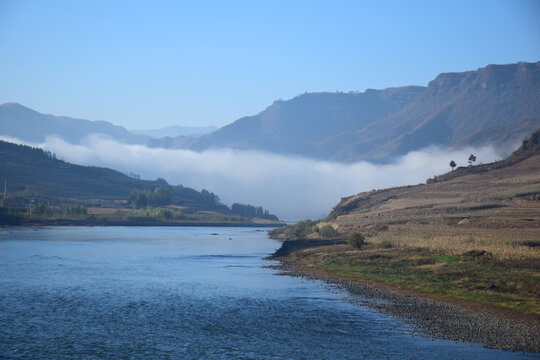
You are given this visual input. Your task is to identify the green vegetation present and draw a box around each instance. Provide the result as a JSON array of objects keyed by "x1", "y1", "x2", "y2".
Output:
[
  {"x1": 0, "y1": 199, "x2": 21, "y2": 225},
  {"x1": 231, "y1": 203, "x2": 279, "y2": 221},
  {"x1": 269, "y1": 219, "x2": 319, "y2": 240},
  {"x1": 433, "y1": 255, "x2": 459, "y2": 262},
  {"x1": 125, "y1": 207, "x2": 183, "y2": 221},
  {"x1": 29, "y1": 203, "x2": 51, "y2": 216},
  {"x1": 65, "y1": 204, "x2": 87, "y2": 216},
  {"x1": 521, "y1": 132, "x2": 538, "y2": 150},
  {"x1": 293, "y1": 245, "x2": 540, "y2": 316},
  {"x1": 127, "y1": 191, "x2": 279, "y2": 221},
  {"x1": 449, "y1": 160, "x2": 456, "y2": 170},
  {"x1": 14, "y1": 185, "x2": 44, "y2": 200},
  {"x1": 319, "y1": 224, "x2": 338, "y2": 238},
  {"x1": 348, "y1": 232, "x2": 365, "y2": 249},
  {"x1": 269, "y1": 220, "x2": 342, "y2": 240},
  {"x1": 468, "y1": 153, "x2": 476, "y2": 166},
  {"x1": 128, "y1": 188, "x2": 172, "y2": 208}
]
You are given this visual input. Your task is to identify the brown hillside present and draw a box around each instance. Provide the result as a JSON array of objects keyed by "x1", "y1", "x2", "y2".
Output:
[{"x1": 327, "y1": 129, "x2": 540, "y2": 259}]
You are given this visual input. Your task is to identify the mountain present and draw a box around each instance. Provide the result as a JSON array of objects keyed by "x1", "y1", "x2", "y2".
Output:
[
  {"x1": 333, "y1": 62, "x2": 540, "y2": 161},
  {"x1": 153, "y1": 62, "x2": 540, "y2": 162},
  {"x1": 131, "y1": 125, "x2": 218, "y2": 138},
  {"x1": 0, "y1": 103, "x2": 150, "y2": 144},
  {"x1": 149, "y1": 86, "x2": 426, "y2": 157}
]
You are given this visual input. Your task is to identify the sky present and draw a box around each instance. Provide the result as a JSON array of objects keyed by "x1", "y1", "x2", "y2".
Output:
[{"x1": 0, "y1": 0, "x2": 539, "y2": 129}]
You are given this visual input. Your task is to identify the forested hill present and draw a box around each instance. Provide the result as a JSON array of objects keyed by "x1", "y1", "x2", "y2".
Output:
[{"x1": 0, "y1": 140, "x2": 225, "y2": 212}]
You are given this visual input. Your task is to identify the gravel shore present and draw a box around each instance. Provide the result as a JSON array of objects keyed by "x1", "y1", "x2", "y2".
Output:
[{"x1": 267, "y1": 258, "x2": 540, "y2": 353}]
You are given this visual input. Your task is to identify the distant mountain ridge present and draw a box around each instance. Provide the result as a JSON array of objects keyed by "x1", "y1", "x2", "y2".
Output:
[
  {"x1": 0, "y1": 103, "x2": 150, "y2": 144},
  {"x1": 152, "y1": 62, "x2": 540, "y2": 162},
  {"x1": 148, "y1": 86, "x2": 426, "y2": 157},
  {"x1": 131, "y1": 125, "x2": 218, "y2": 138},
  {"x1": 338, "y1": 62, "x2": 540, "y2": 161}
]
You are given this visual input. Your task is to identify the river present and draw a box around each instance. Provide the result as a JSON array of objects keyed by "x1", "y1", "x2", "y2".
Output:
[{"x1": 0, "y1": 226, "x2": 535, "y2": 359}]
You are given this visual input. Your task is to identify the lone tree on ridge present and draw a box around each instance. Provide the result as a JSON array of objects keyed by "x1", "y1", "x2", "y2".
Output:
[
  {"x1": 449, "y1": 160, "x2": 456, "y2": 170},
  {"x1": 468, "y1": 154, "x2": 476, "y2": 166}
]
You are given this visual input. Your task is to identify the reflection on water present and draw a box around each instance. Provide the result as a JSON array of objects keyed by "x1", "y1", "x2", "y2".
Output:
[{"x1": 0, "y1": 227, "x2": 535, "y2": 359}]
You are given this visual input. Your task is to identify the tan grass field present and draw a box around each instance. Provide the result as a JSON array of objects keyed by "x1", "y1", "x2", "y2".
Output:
[{"x1": 329, "y1": 152, "x2": 540, "y2": 260}]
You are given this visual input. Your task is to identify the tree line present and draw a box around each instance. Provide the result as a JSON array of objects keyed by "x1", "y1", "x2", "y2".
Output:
[
  {"x1": 230, "y1": 203, "x2": 279, "y2": 221},
  {"x1": 128, "y1": 188, "x2": 172, "y2": 208},
  {"x1": 449, "y1": 154, "x2": 477, "y2": 170}
]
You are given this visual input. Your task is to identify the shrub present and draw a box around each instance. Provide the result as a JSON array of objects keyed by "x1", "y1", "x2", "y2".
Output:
[
  {"x1": 348, "y1": 232, "x2": 365, "y2": 249},
  {"x1": 380, "y1": 240, "x2": 393, "y2": 249},
  {"x1": 319, "y1": 224, "x2": 338, "y2": 238},
  {"x1": 269, "y1": 219, "x2": 319, "y2": 240}
]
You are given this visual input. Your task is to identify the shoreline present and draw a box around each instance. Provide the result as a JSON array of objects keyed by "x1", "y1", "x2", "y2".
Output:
[
  {"x1": 268, "y1": 241, "x2": 540, "y2": 353},
  {"x1": 2, "y1": 218, "x2": 285, "y2": 228}
]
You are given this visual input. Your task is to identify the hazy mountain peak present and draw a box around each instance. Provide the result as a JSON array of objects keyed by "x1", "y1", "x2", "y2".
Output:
[
  {"x1": 1, "y1": 102, "x2": 37, "y2": 112},
  {"x1": 131, "y1": 125, "x2": 218, "y2": 138},
  {"x1": 0, "y1": 103, "x2": 150, "y2": 145}
]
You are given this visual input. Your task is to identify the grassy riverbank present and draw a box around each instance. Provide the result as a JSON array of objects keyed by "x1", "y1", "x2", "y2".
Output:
[
  {"x1": 269, "y1": 241, "x2": 540, "y2": 353},
  {"x1": 277, "y1": 240, "x2": 539, "y2": 319}
]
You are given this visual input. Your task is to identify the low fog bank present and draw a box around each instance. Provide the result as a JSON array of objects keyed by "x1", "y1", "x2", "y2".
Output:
[{"x1": 1, "y1": 134, "x2": 504, "y2": 220}]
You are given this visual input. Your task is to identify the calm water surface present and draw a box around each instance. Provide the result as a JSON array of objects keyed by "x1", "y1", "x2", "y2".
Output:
[{"x1": 0, "y1": 227, "x2": 535, "y2": 359}]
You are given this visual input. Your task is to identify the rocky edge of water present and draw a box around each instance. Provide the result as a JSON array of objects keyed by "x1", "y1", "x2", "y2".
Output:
[{"x1": 267, "y1": 259, "x2": 540, "y2": 354}]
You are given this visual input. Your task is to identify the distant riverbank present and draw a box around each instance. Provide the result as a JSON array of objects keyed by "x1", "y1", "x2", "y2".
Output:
[
  {"x1": 3, "y1": 218, "x2": 285, "y2": 228},
  {"x1": 269, "y1": 239, "x2": 540, "y2": 353}
]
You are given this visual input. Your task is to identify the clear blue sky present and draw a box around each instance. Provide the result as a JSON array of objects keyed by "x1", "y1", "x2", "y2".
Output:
[{"x1": 0, "y1": 0, "x2": 539, "y2": 129}]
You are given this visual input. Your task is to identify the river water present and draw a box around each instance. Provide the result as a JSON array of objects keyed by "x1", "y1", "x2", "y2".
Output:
[{"x1": 0, "y1": 226, "x2": 535, "y2": 359}]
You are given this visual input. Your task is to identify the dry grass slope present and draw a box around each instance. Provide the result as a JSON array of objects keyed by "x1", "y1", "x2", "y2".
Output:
[{"x1": 328, "y1": 129, "x2": 540, "y2": 260}]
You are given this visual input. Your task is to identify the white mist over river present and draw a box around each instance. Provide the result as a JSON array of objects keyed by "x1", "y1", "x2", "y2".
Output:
[{"x1": 1, "y1": 135, "x2": 504, "y2": 220}]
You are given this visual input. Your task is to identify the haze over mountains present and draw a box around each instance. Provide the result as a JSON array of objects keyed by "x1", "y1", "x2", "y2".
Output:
[{"x1": 2, "y1": 62, "x2": 539, "y2": 164}]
